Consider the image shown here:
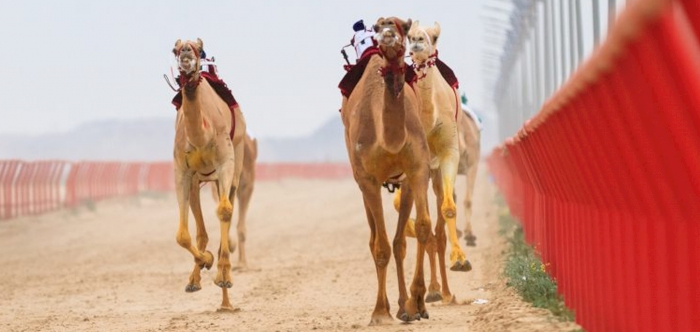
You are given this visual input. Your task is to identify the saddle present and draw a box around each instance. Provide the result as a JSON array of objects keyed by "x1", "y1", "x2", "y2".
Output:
[
  {"x1": 172, "y1": 67, "x2": 239, "y2": 140},
  {"x1": 338, "y1": 47, "x2": 417, "y2": 98}
]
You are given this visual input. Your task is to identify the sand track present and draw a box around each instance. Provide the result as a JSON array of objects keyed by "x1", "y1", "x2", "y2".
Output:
[{"x1": 0, "y1": 168, "x2": 580, "y2": 331}]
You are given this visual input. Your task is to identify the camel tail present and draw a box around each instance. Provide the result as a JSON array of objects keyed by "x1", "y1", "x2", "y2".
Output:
[{"x1": 251, "y1": 138, "x2": 258, "y2": 161}]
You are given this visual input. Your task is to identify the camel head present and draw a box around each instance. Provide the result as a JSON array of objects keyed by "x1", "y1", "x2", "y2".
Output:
[
  {"x1": 173, "y1": 38, "x2": 204, "y2": 76},
  {"x1": 373, "y1": 17, "x2": 412, "y2": 61},
  {"x1": 408, "y1": 21, "x2": 440, "y2": 64}
]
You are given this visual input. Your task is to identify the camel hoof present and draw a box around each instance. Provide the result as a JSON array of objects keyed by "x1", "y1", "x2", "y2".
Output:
[
  {"x1": 421, "y1": 311, "x2": 429, "y2": 319},
  {"x1": 425, "y1": 291, "x2": 443, "y2": 303},
  {"x1": 414, "y1": 313, "x2": 422, "y2": 321},
  {"x1": 370, "y1": 314, "x2": 394, "y2": 325},
  {"x1": 185, "y1": 283, "x2": 201, "y2": 293},
  {"x1": 231, "y1": 264, "x2": 249, "y2": 272},
  {"x1": 450, "y1": 260, "x2": 473, "y2": 272},
  {"x1": 217, "y1": 306, "x2": 240, "y2": 313},
  {"x1": 465, "y1": 234, "x2": 477, "y2": 247},
  {"x1": 200, "y1": 251, "x2": 214, "y2": 270},
  {"x1": 399, "y1": 313, "x2": 411, "y2": 322},
  {"x1": 216, "y1": 280, "x2": 233, "y2": 289}
]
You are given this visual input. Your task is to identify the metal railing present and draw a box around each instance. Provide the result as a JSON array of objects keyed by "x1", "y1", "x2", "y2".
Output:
[{"x1": 483, "y1": 0, "x2": 626, "y2": 141}]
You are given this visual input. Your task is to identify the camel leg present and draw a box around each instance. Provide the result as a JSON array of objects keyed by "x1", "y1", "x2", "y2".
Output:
[
  {"x1": 215, "y1": 142, "x2": 244, "y2": 310},
  {"x1": 439, "y1": 151, "x2": 470, "y2": 272},
  {"x1": 186, "y1": 179, "x2": 213, "y2": 292},
  {"x1": 405, "y1": 171, "x2": 431, "y2": 321},
  {"x1": 234, "y1": 182, "x2": 252, "y2": 270},
  {"x1": 394, "y1": 187, "x2": 417, "y2": 239},
  {"x1": 433, "y1": 170, "x2": 457, "y2": 304},
  {"x1": 175, "y1": 169, "x2": 214, "y2": 291},
  {"x1": 358, "y1": 180, "x2": 393, "y2": 326},
  {"x1": 393, "y1": 183, "x2": 413, "y2": 321},
  {"x1": 464, "y1": 160, "x2": 479, "y2": 247}
]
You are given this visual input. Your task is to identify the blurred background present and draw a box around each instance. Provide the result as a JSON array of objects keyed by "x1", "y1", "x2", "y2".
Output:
[{"x1": 0, "y1": 0, "x2": 628, "y2": 162}]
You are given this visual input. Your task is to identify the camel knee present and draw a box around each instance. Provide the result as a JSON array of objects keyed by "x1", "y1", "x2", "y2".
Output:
[
  {"x1": 414, "y1": 218, "x2": 432, "y2": 243},
  {"x1": 441, "y1": 200, "x2": 456, "y2": 219},
  {"x1": 373, "y1": 242, "x2": 392, "y2": 267},
  {"x1": 393, "y1": 237, "x2": 406, "y2": 254},
  {"x1": 176, "y1": 231, "x2": 192, "y2": 248},
  {"x1": 217, "y1": 200, "x2": 233, "y2": 222},
  {"x1": 464, "y1": 200, "x2": 472, "y2": 209}
]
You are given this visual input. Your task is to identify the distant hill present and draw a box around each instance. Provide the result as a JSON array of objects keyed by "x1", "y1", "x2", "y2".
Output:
[
  {"x1": 0, "y1": 118, "x2": 175, "y2": 161},
  {"x1": 0, "y1": 106, "x2": 498, "y2": 162},
  {"x1": 0, "y1": 116, "x2": 347, "y2": 162},
  {"x1": 256, "y1": 115, "x2": 347, "y2": 162}
]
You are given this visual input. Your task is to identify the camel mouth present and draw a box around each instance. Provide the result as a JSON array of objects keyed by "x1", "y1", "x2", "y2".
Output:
[
  {"x1": 377, "y1": 29, "x2": 399, "y2": 47},
  {"x1": 409, "y1": 43, "x2": 426, "y2": 54},
  {"x1": 178, "y1": 57, "x2": 197, "y2": 74}
]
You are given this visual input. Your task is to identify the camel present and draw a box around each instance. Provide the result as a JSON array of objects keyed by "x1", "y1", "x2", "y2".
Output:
[
  {"x1": 171, "y1": 38, "x2": 247, "y2": 311},
  {"x1": 456, "y1": 106, "x2": 481, "y2": 247},
  {"x1": 341, "y1": 17, "x2": 433, "y2": 324},
  {"x1": 392, "y1": 21, "x2": 472, "y2": 305},
  {"x1": 210, "y1": 133, "x2": 257, "y2": 270}
]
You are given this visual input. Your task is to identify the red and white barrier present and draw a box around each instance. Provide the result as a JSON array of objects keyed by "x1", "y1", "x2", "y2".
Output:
[
  {"x1": 488, "y1": 1, "x2": 700, "y2": 331},
  {"x1": 0, "y1": 161, "x2": 351, "y2": 220}
]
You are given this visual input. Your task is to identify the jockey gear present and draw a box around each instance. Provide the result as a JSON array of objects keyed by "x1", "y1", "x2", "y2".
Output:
[{"x1": 350, "y1": 20, "x2": 377, "y2": 60}]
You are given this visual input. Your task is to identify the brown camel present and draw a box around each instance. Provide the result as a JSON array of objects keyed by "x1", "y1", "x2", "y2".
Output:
[
  {"x1": 209, "y1": 133, "x2": 257, "y2": 270},
  {"x1": 171, "y1": 38, "x2": 247, "y2": 311},
  {"x1": 456, "y1": 106, "x2": 481, "y2": 247},
  {"x1": 341, "y1": 17, "x2": 432, "y2": 324}
]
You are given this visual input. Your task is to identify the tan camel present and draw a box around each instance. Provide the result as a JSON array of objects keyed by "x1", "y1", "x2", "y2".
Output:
[
  {"x1": 341, "y1": 17, "x2": 433, "y2": 324},
  {"x1": 456, "y1": 107, "x2": 481, "y2": 247},
  {"x1": 210, "y1": 133, "x2": 257, "y2": 270},
  {"x1": 393, "y1": 21, "x2": 472, "y2": 305},
  {"x1": 171, "y1": 38, "x2": 247, "y2": 311}
]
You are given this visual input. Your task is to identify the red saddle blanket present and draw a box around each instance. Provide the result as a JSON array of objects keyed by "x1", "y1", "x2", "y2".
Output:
[
  {"x1": 171, "y1": 72, "x2": 238, "y2": 139},
  {"x1": 433, "y1": 58, "x2": 459, "y2": 89},
  {"x1": 338, "y1": 51, "x2": 458, "y2": 99},
  {"x1": 338, "y1": 48, "x2": 417, "y2": 98}
]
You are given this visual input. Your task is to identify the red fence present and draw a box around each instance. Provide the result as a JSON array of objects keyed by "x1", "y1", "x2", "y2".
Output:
[
  {"x1": 0, "y1": 161, "x2": 351, "y2": 221},
  {"x1": 487, "y1": 0, "x2": 700, "y2": 331}
]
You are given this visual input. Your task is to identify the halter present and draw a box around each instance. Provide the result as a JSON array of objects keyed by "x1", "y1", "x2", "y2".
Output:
[
  {"x1": 174, "y1": 42, "x2": 203, "y2": 91},
  {"x1": 378, "y1": 19, "x2": 408, "y2": 77},
  {"x1": 413, "y1": 50, "x2": 438, "y2": 81}
]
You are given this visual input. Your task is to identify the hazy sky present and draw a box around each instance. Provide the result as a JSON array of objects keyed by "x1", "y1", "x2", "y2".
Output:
[{"x1": 0, "y1": 0, "x2": 494, "y2": 138}]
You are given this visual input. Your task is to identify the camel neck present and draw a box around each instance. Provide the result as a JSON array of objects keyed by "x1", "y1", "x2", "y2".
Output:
[
  {"x1": 181, "y1": 80, "x2": 213, "y2": 148},
  {"x1": 380, "y1": 60, "x2": 407, "y2": 153}
]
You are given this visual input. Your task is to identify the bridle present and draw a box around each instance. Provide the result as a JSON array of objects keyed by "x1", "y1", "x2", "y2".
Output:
[
  {"x1": 378, "y1": 19, "x2": 408, "y2": 77},
  {"x1": 413, "y1": 50, "x2": 438, "y2": 81},
  {"x1": 174, "y1": 42, "x2": 203, "y2": 91}
]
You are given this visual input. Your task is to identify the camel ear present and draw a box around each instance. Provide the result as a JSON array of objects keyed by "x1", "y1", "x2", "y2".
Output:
[
  {"x1": 402, "y1": 19, "x2": 412, "y2": 35},
  {"x1": 196, "y1": 38, "x2": 204, "y2": 52},
  {"x1": 429, "y1": 22, "x2": 441, "y2": 46},
  {"x1": 408, "y1": 20, "x2": 419, "y2": 34},
  {"x1": 374, "y1": 17, "x2": 384, "y2": 32},
  {"x1": 173, "y1": 39, "x2": 182, "y2": 55}
]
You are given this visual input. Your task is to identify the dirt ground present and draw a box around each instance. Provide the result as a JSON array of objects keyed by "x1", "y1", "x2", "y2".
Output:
[{"x1": 0, "y1": 167, "x2": 581, "y2": 332}]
